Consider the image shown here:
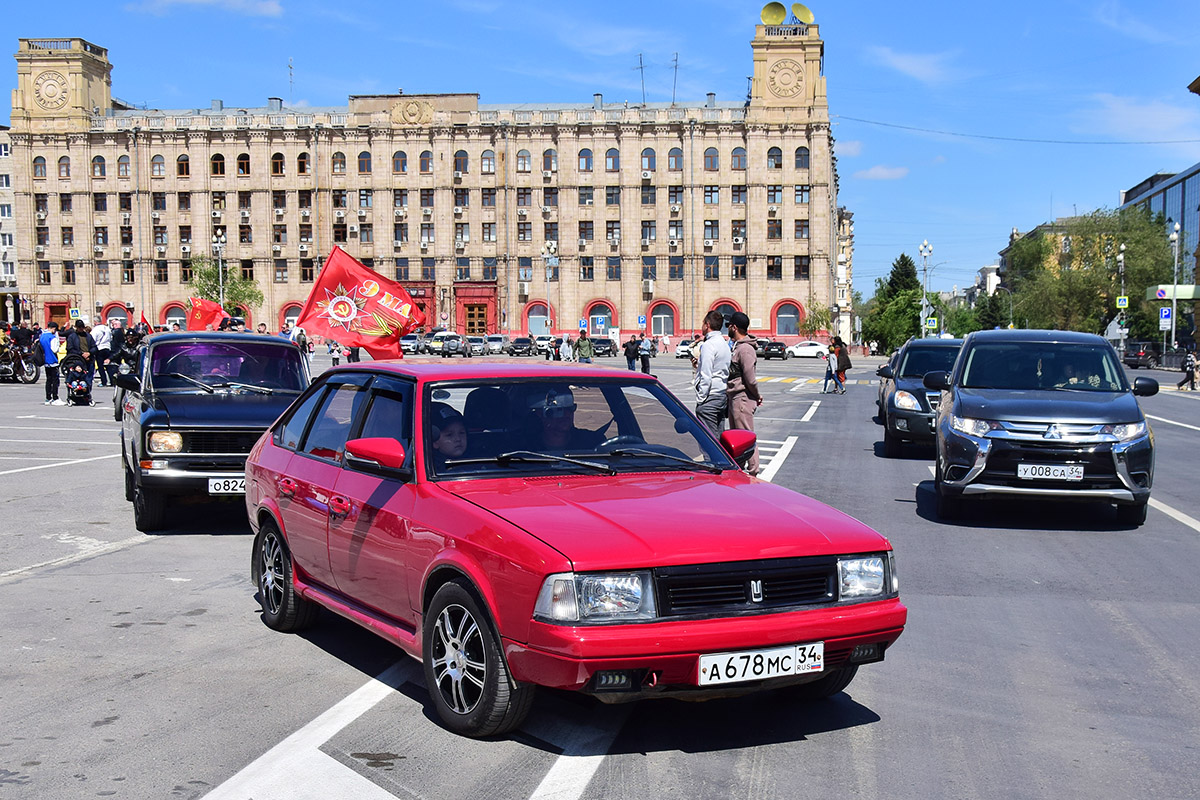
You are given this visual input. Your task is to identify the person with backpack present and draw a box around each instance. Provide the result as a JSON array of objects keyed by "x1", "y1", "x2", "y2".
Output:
[
  {"x1": 1178, "y1": 350, "x2": 1197, "y2": 391},
  {"x1": 39, "y1": 322, "x2": 64, "y2": 405}
]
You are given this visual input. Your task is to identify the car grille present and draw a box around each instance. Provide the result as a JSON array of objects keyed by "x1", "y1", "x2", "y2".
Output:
[
  {"x1": 926, "y1": 392, "x2": 941, "y2": 410},
  {"x1": 183, "y1": 429, "x2": 264, "y2": 454},
  {"x1": 980, "y1": 441, "x2": 1119, "y2": 488},
  {"x1": 654, "y1": 557, "x2": 837, "y2": 617}
]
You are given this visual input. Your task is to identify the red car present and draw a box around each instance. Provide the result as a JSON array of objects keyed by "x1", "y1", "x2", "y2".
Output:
[{"x1": 246, "y1": 363, "x2": 906, "y2": 737}]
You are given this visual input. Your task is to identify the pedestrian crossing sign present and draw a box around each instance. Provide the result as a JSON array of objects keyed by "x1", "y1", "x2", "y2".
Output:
[
  {"x1": 69, "y1": 308, "x2": 80, "y2": 320},
  {"x1": 925, "y1": 317, "x2": 937, "y2": 329},
  {"x1": 1116, "y1": 296, "x2": 1128, "y2": 309}
]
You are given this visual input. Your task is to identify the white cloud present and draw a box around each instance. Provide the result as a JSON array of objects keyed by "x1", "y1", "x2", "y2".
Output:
[
  {"x1": 126, "y1": 0, "x2": 282, "y2": 17},
  {"x1": 837, "y1": 140, "x2": 862, "y2": 157},
  {"x1": 1075, "y1": 93, "x2": 1200, "y2": 160},
  {"x1": 865, "y1": 46, "x2": 960, "y2": 84},
  {"x1": 853, "y1": 165, "x2": 909, "y2": 181},
  {"x1": 1094, "y1": 0, "x2": 1174, "y2": 43}
]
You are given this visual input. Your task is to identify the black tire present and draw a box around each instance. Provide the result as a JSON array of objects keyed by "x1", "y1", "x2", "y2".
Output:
[
  {"x1": 253, "y1": 521, "x2": 318, "y2": 632},
  {"x1": 423, "y1": 580, "x2": 534, "y2": 738},
  {"x1": 883, "y1": 424, "x2": 902, "y2": 458},
  {"x1": 1148, "y1": 357, "x2": 1159, "y2": 369},
  {"x1": 1116, "y1": 501, "x2": 1148, "y2": 526},
  {"x1": 133, "y1": 485, "x2": 167, "y2": 532},
  {"x1": 934, "y1": 459, "x2": 962, "y2": 520},
  {"x1": 123, "y1": 460, "x2": 135, "y2": 503},
  {"x1": 785, "y1": 664, "x2": 859, "y2": 701},
  {"x1": 18, "y1": 361, "x2": 40, "y2": 384}
]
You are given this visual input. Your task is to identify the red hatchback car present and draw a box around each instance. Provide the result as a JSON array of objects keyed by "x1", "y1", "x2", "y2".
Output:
[{"x1": 246, "y1": 363, "x2": 906, "y2": 737}]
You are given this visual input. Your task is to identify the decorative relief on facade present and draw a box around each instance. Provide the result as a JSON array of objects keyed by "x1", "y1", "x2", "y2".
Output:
[
  {"x1": 767, "y1": 58, "x2": 804, "y2": 98},
  {"x1": 392, "y1": 99, "x2": 433, "y2": 126},
  {"x1": 34, "y1": 70, "x2": 69, "y2": 110}
]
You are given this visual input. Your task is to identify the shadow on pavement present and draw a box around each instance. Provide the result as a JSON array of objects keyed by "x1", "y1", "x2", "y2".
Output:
[
  {"x1": 912, "y1": 480, "x2": 1142, "y2": 531},
  {"x1": 145, "y1": 499, "x2": 253, "y2": 536}
]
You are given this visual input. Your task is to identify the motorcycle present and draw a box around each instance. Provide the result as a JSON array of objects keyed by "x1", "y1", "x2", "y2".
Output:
[{"x1": 0, "y1": 344, "x2": 41, "y2": 384}]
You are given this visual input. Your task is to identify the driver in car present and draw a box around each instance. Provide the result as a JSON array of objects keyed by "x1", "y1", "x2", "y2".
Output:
[{"x1": 529, "y1": 388, "x2": 603, "y2": 451}]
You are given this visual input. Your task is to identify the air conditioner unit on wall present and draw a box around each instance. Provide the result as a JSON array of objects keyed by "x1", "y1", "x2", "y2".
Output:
[
  {"x1": 518, "y1": 281, "x2": 531, "y2": 295},
  {"x1": 454, "y1": 171, "x2": 463, "y2": 179},
  {"x1": 35, "y1": 245, "x2": 44, "y2": 253},
  {"x1": 241, "y1": 209, "x2": 250, "y2": 218},
  {"x1": 357, "y1": 208, "x2": 367, "y2": 218},
  {"x1": 299, "y1": 244, "x2": 308, "y2": 252},
  {"x1": 668, "y1": 239, "x2": 679, "y2": 247},
  {"x1": 704, "y1": 239, "x2": 714, "y2": 247},
  {"x1": 641, "y1": 171, "x2": 652, "y2": 180},
  {"x1": 272, "y1": 245, "x2": 281, "y2": 253},
  {"x1": 301, "y1": 209, "x2": 311, "y2": 218},
  {"x1": 335, "y1": 209, "x2": 345, "y2": 219},
  {"x1": 670, "y1": 204, "x2": 681, "y2": 213},
  {"x1": 181, "y1": 245, "x2": 191, "y2": 253},
  {"x1": 150, "y1": 212, "x2": 160, "y2": 220},
  {"x1": 211, "y1": 210, "x2": 222, "y2": 218},
  {"x1": 542, "y1": 170, "x2": 553, "y2": 179},
  {"x1": 517, "y1": 208, "x2": 527, "y2": 216},
  {"x1": 422, "y1": 207, "x2": 432, "y2": 216},
  {"x1": 642, "y1": 279, "x2": 655, "y2": 294},
  {"x1": 542, "y1": 206, "x2": 552, "y2": 214},
  {"x1": 348, "y1": 224, "x2": 358, "y2": 233},
  {"x1": 768, "y1": 205, "x2": 779, "y2": 214},
  {"x1": 578, "y1": 238, "x2": 588, "y2": 247},
  {"x1": 641, "y1": 238, "x2": 651, "y2": 247},
  {"x1": 454, "y1": 206, "x2": 464, "y2": 215},
  {"x1": 394, "y1": 208, "x2": 406, "y2": 218},
  {"x1": 733, "y1": 236, "x2": 745, "y2": 245},
  {"x1": 94, "y1": 245, "x2": 104, "y2": 253}
]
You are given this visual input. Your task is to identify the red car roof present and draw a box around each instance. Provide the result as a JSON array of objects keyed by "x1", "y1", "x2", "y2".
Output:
[{"x1": 323, "y1": 361, "x2": 659, "y2": 384}]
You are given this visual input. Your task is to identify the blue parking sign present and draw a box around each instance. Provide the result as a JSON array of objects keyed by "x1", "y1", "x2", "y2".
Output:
[
  {"x1": 638, "y1": 315, "x2": 646, "y2": 326},
  {"x1": 1160, "y1": 307, "x2": 1172, "y2": 320}
]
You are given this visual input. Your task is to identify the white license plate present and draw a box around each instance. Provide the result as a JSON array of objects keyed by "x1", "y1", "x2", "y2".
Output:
[
  {"x1": 1017, "y1": 463, "x2": 1083, "y2": 481},
  {"x1": 698, "y1": 642, "x2": 824, "y2": 686},
  {"x1": 208, "y1": 477, "x2": 246, "y2": 494}
]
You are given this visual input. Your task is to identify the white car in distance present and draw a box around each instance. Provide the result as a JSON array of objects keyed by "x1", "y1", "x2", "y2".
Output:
[{"x1": 787, "y1": 340, "x2": 828, "y2": 358}]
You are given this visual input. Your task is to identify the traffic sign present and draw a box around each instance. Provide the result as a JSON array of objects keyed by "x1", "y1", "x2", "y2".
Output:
[
  {"x1": 1160, "y1": 307, "x2": 1172, "y2": 321},
  {"x1": 578, "y1": 318, "x2": 588, "y2": 330},
  {"x1": 1160, "y1": 317, "x2": 1172, "y2": 331},
  {"x1": 638, "y1": 315, "x2": 646, "y2": 326},
  {"x1": 1156, "y1": 288, "x2": 1168, "y2": 299},
  {"x1": 1116, "y1": 296, "x2": 1128, "y2": 309},
  {"x1": 69, "y1": 308, "x2": 80, "y2": 320},
  {"x1": 924, "y1": 317, "x2": 938, "y2": 329}
]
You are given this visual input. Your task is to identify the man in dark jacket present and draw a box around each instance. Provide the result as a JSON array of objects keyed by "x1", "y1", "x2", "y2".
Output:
[
  {"x1": 622, "y1": 336, "x2": 640, "y2": 371},
  {"x1": 66, "y1": 320, "x2": 98, "y2": 400}
]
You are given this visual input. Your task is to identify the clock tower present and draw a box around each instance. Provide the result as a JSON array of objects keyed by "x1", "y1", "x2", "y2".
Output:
[
  {"x1": 12, "y1": 38, "x2": 113, "y2": 133},
  {"x1": 748, "y1": 22, "x2": 826, "y2": 117}
]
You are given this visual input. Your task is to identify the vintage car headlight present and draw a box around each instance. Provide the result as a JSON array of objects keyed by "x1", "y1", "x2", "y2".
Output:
[
  {"x1": 147, "y1": 431, "x2": 183, "y2": 453},
  {"x1": 893, "y1": 390, "x2": 921, "y2": 411},
  {"x1": 534, "y1": 571, "x2": 657, "y2": 623},
  {"x1": 1102, "y1": 421, "x2": 1148, "y2": 441},
  {"x1": 950, "y1": 415, "x2": 999, "y2": 437},
  {"x1": 838, "y1": 557, "x2": 885, "y2": 599}
]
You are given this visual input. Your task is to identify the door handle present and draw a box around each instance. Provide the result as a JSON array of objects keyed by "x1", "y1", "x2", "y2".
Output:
[
  {"x1": 328, "y1": 496, "x2": 351, "y2": 517},
  {"x1": 278, "y1": 478, "x2": 297, "y2": 498}
]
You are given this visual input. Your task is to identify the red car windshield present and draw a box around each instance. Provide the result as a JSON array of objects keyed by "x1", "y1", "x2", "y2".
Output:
[{"x1": 149, "y1": 340, "x2": 307, "y2": 392}]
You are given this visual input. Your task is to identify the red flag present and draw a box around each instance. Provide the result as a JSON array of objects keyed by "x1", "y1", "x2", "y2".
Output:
[
  {"x1": 139, "y1": 311, "x2": 150, "y2": 329},
  {"x1": 296, "y1": 246, "x2": 427, "y2": 360},
  {"x1": 186, "y1": 297, "x2": 230, "y2": 331}
]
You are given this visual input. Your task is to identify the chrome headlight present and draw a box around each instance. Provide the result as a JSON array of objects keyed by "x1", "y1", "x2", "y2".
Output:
[
  {"x1": 1103, "y1": 421, "x2": 1148, "y2": 441},
  {"x1": 147, "y1": 431, "x2": 183, "y2": 453},
  {"x1": 893, "y1": 390, "x2": 921, "y2": 411},
  {"x1": 533, "y1": 571, "x2": 657, "y2": 623},
  {"x1": 950, "y1": 415, "x2": 999, "y2": 437},
  {"x1": 838, "y1": 557, "x2": 885, "y2": 599}
]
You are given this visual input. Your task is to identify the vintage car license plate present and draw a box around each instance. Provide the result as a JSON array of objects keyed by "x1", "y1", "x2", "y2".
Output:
[
  {"x1": 698, "y1": 642, "x2": 824, "y2": 686},
  {"x1": 1017, "y1": 463, "x2": 1083, "y2": 481},
  {"x1": 208, "y1": 477, "x2": 246, "y2": 494}
]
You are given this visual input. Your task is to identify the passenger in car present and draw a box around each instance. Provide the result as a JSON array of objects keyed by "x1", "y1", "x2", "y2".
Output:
[
  {"x1": 527, "y1": 387, "x2": 604, "y2": 452},
  {"x1": 429, "y1": 403, "x2": 468, "y2": 467}
]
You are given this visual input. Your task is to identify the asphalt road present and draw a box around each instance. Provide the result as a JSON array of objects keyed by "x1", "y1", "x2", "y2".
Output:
[{"x1": 1, "y1": 353, "x2": 1198, "y2": 800}]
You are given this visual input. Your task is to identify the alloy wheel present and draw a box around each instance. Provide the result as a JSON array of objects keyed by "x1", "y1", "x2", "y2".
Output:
[
  {"x1": 430, "y1": 604, "x2": 487, "y2": 715},
  {"x1": 259, "y1": 531, "x2": 286, "y2": 616}
]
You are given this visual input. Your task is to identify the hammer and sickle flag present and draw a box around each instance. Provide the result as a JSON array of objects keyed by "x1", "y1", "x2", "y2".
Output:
[
  {"x1": 186, "y1": 296, "x2": 230, "y2": 331},
  {"x1": 296, "y1": 246, "x2": 427, "y2": 360}
]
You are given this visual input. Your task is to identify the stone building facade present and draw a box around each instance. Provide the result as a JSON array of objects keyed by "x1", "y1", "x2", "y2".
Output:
[
  {"x1": 0, "y1": 126, "x2": 18, "y2": 322},
  {"x1": 8, "y1": 26, "x2": 850, "y2": 338}
]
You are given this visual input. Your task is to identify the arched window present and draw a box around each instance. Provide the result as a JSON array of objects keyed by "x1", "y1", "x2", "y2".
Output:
[
  {"x1": 703, "y1": 148, "x2": 719, "y2": 171},
  {"x1": 91, "y1": 156, "x2": 106, "y2": 178},
  {"x1": 668, "y1": 147, "x2": 684, "y2": 171},
  {"x1": 150, "y1": 154, "x2": 165, "y2": 177},
  {"x1": 33, "y1": 156, "x2": 47, "y2": 178},
  {"x1": 236, "y1": 153, "x2": 250, "y2": 176},
  {"x1": 641, "y1": 148, "x2": 656, "y2": 171},
  {"x1": 331, "y1": 151, "x2": 346, "y2": 174},
  {"x1": 516, "y1": 149, "x2": 531, "y2": 172},
  {"x1": 527, "y1": 303, "x2": 549, "y2": 334},
  {"x1": 775, "y1": 303, "x2": 801, "y2": 336},
  {"x1": 453, "y1": 150, "x2": 468, "y2": 173},
  {"x1": 731, "y1": 147, "x2": 748, "y2": 170},
  {"x1": 210, "y1": 153, "x2": 225, "y2": 176},
  {"x1": 392, "y1": 150, "x2": 407, "y2": 174},
  {"x1": 795, "y1": 146, "x2": 810, "y2": 169},
  {"x1": 480, "y1": 150, "x2": 495, "y2": 174},
  {"x1": 588, "y1": 303, "x2": 614, "y2": 334},
  {"x1": 605, "y1": 148, "x2": 620, "y2": 171},
  {"x1": 297, "y1": 152, "x2": 310, "y2": 175},
  {"x1": 543, "y1": 149, "x2": 557, "y2": 173},
  {"x1": 419, "y1": 150, "x2": 433, "y2": 173},
  {"x1": 118, "y1": 154, "x2": 130, "y2": 178},
  {"x1": 358, "y1": 151, "x2": 372, "y2": 174},
  {"x1": 650, "y1": 303, "x2": 675, "y2": 336},
  {"x1": 713, "y1": 303, "x2": 737, "y2": 335},
  {"x1": 578, "y1": 148, "x2": 593, "y2": 172},
  {"x1": 282, "y1": 304, "x2": 303, "y2": 329},
  {"x1": 58, "y1": 156, "x2": 71, "y2": 178},
  {"x1": 767, "y1": 147, "x2": 782, "y2": 169},
  {"x1": 176, "y1": 154, "x2": 190, "y2": 177},
  {"x1": 163, "y1": 304, "x2": 188, "y2": 330},
  {"x1": 271, "y1": 152, "x2": 285, "y2": 176}
]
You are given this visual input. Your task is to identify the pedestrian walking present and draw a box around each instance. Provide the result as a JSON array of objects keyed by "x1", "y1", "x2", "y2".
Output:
[
  {"x1": 833, "y1": 336, "x2": 852, "y2": 391},
  {"x1": 726, "y1": 312, "x2": 762, "y2": 474},
  {"x1": 623, "y1": 335, "x2": 640, "y2": 371},
  {"x1": 559, "y1": 335, "x2": 574, "y2": 362},
  {"x1": 821, "y1": 346, "x2": 845, "y2": 394},
  {"x1": 638, "y1": 333, "x2": 653, "y2": 374},
  {"x1": 66, "y1": 320, "x2": 98, "y2": 405},
  {"x1": 692, "y1": 310, "x2": 731, "y2": 434},
  {"x1": 329, "y1": 340, "x2": 341, "y2": 367},
  {"x1": 1178, "y1": 350, "x2": 1197, "y2": 391},
  {"x1": 39, "y1": 322, "x2": 63, "y2": 405},
  {"x1": 91, "y1": 317, "x2": 112, "y2": 387},
  {"x1": 575, "y1": 330, "x2": 594, "y2": 364}
]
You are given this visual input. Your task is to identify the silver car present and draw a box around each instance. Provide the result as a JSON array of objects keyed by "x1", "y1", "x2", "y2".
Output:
[{"x1": 486, "y1": 334, "x2": 509, "y2": 354}]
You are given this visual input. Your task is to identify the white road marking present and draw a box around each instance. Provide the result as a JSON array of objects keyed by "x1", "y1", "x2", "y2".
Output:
[
  {"x1": 1149, "y1": 497, "x2": 1200, "y2": 533},
  {"x1": 0, "y1": 425, "x2": 118, "y2": 432},
  {"x1": 528, "y1": 709, "x2": 631, "y2": 800},
  {"x1": 0, "y1": 535, "x2": 146, "y2": 585},
  {"x1": 14, "y1": 414, "x2": 115, "y2": 422},
  {"x1": 0, "y1": 453, "x2": 121, "y2": 477},
  {"x1": 1145, "y1": 413, "x2": 1200, "y2": 433},
  {"x1": 0, "y1": 439, "x2": 116, "y2": 446},
  {"x1": 757, "y1": 435, "x2": 797, "y2": 483},
  {"x1": 800, "y1": 401, "x2": 820, "y2": 422}
]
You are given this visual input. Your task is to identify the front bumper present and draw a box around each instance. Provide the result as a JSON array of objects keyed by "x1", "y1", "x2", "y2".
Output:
[
  {"x1": 138, "y1": 457, "x2": 247, "y2": 495},
  {"x1": 503, "y1": 597, "x2": 906, "y2": 696},
  {"x1": 888, "y1": 408, "x2": 936, "y2": 442}
]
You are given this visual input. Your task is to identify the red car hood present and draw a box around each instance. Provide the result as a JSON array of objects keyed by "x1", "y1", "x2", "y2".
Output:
[{"x1": 444, "y1": 473, "x2": 891, "y2": 572}]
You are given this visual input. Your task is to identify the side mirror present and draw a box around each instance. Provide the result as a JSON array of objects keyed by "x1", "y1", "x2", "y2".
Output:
[
  {"x1": 876, "y1": 364, "x2": 894, "y2": 379},
  {"x1": 923, "y1": 371, "x2": 951, "y2": 391},
  {"x1": 115, "y1": 373, "x2": 140, "y2": 392},
  {"x1": 1132, "y1": 377, "x2": 1159, "y2": 397},
  {"x1": 344, "y1": 437, "x2": 412, "y2": 479},
  {"x1": 719, "y1": 429, "x2": 757, "y2": 470}
]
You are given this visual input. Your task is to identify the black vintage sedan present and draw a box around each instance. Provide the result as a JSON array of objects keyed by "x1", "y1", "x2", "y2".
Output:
[
  {"x1": 116, "y1": 332, "x2": 310, "y2": 531},
  {"x1": 507, "y1": 337, "x2": 535, "y2": 356}
]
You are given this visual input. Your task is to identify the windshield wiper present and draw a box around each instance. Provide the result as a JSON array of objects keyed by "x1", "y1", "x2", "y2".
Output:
[
  {"x1": 163, "y1": 372, "x2": 214, "y2": 393},
  {"x1": 444, "y1": 450, "x2": 616, "y2": 475},
  {"x1": 596, "y1": 447, "x2": 724, "y2": 473},
  {"x1": 212, "y1": 381, "x2": 275, "y2": 395}
]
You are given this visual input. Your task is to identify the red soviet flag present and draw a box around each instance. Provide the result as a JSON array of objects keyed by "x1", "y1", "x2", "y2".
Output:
[
  {"x1": 186, "y1": 297, "x2": 230, "y2": 331},
  {"x1": 296, "y1": 246, "x2": 427, "y2": 360}
]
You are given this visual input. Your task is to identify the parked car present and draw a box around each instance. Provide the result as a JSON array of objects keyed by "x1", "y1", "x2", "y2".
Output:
[
  {"x1": 787, "y1": 340, "x2": 828, "y2": 359},
  {"x1": 875, "y1": 349, "x2": 901, "y2": 414},
  {"x1": 400, "y1": 334, "x2": 425, "y2": 355},
  {"x1": 507, "y1": 337, "x2": 534, "y2": 356},
  {"x1": 762, "y1": 340, "x2": 790, "y2": 360},
  {"x1": 1122, "y1": 341, "x2": 1162, "y2": 369},
  {"x1": 591, "y1": 337, "x2": 615, "y2": 357},
  {"x1": 675, "y1": 339, "x2": 699, "y2": 358},
  {"x1": 876, "y1": 338, "x2": 963, "y2": 457},
  {"x1": 246, "y1": 363, "x2": 907, "y2": 737},
  {"x1": 432, "y1": 332, "x2": 471, "y2": 358},
  {"x1": 486, "y1": 334, "x2": 510, "y2": 354},
  {"x1": 422, "y1": 327, "x2": 447, "y2": 354},
  {"x1": 116, "y1": 332, "x2": 310, "y2": 531},
  {"x1": 533, "y1": 335, "x2": 555, "y2": 355},
  {"x1": 466, "y1": 336, "x2": 487, "y2": 356},
  {"x1": 926, "y1": 329, "x2": 1157, "y2": 524}
]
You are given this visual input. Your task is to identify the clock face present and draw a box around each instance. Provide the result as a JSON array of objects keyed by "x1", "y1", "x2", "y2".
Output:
[
  {"x1": 34, "y1": 70, "x2": 69, "y2": 110},
  {"x1": 768, "y1": 59, "x2": 804, "y2": 98}
]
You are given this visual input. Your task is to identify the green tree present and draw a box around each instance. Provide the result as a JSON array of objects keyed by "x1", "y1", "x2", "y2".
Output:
[
  {"x1": 945, "y1": 304, "x2": 981, "y2": 337},
  {"x1": 976, "y1": 291, "x2": 1003, "y2": 330},
  {"x1": 186, "y1": 254, "x2": 265, "y2": 315},
  {"x1": 861, "y1": 253, "x2": 924, "y2": 352},
  {"x1": 799, "y1": 295, "x2": 833, "y2": 338}
]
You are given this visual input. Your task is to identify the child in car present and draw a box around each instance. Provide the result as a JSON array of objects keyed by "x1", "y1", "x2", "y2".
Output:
[{"x1": 429, "y1": 403, "x2": 468, "y2": 467}]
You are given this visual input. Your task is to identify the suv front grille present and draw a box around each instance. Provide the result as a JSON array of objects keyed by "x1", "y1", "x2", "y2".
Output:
[
  {"x1": 183, "y1": 430, "x2": 264, "y2": 454},
  {"x1": 654, "y1": 557, "x2": 837, "y2": 617}
]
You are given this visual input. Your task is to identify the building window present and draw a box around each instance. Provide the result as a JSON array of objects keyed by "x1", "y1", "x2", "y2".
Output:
[
  {"x1": 606, "y1": 186, "x2": 621, "y2": 206},
  {"x1": 393, "y1": 223, "x2": 408, "y2": 243},
  {"x1": 33, "y1": 156, "x2": 47, "y2": 178},
  {"x1": 393, "y1": 150, "x2": 407, "y2": 174},
  {"x1": 392, "y1": 189, "x2": 408, "y2": 208},
  {"x1": 641, "y1": 220, "x2": 656, "y2": 241},
  {"x1": 579, "y1": 220, "x2": 594, "y2": 241},
  {"x1": 96, "y1": 261, "x2": 109, "y2": 284},
  {"x1": 212, "y1": 191, "x2": 226, "y2": 210},
  {"x1": 210, "y1": 154, "x2": 225, "y2": 176},
  {"x1": 767, "y1": 147, "x2": 782, "y2": 169},
  {"x1": 579, "y1": 186, "x2": 593, "y2": 206},
  {"x1": 300, "y1": 259, "x2": 314, "y2": 283},
  {"x1": 454, "y1": 223, "x2": 468, "y2": 243},
  {"x1": 94, "y1": 227, "x2": 108, "y2": 245},
  {"x1": 767, "y1": 256, "x2": 782, "y2": 281},
  {"x1": 482, "y1": 257, "x2": 497, "y2": 281},
  {"x1": 668, "y1": 219, "x2": 683, "y2": 239},
  {"x1": 422, "y1": 257, "x2": 436, "y2": 281},
  {"x1": 481, "y1": 188, "x2": 496, "y2": 207},
  {"x1": 241, "y1": 260, "x2": 254, "y2": 280},
  {"x1": 271, "y1": 190, "x2": 286, "y2": 210},
  {"x1": 420, "y1": 188, "x2": 434, "y2": 208},
  {"x1": 606, "y1": 257, "x2": 621, "y2": 281},
  {"x1": 703, "y1": 148, "x2": 719, "y2": 171},
  {"x1": 180, "y1": 260, "x2": 192, "y2": 283},
  {"x1": 274, "y1": 259, "x2": 288, "y2": 283},
  {"x1": 731, "y1": 147, "x2": 748, "y2": 170},
  {"x1": 62, "y1": 227, "x2": 74, "y2": 246},
  {"x1": 642, "y1": 256, "x2": 657, "y2": 280},
  {"x1": 606, "y1": 221, "x2": 621, "y2": 241},
  {"x1": 668, "y1": 185, "x2": 684, "y2": 205},
  {"x1": 63, "y1": 261, "x2": 76, "y2": 284},
  {"x1": 420, "y1": 150, "x2": 433, "y2": 173},
  {"x1": 731, "y1": 219, "x2": 746, "y2": 239},
  {"x1": 669, "y1": 256, "x2": 684, "y2": 281},
  {"x1": 152, "y1": 192, "x2": 166, "y2": 211},
  {"x1": 35, "y1": 194, "x2": 48, "y2": 213},
  {"x1": 178, "y1": 192, "x2": 190, "y2": 211},
  {"x1": 704, "y1": 186, "x2": 719, "y2": 205},
  {"x1": 176, "y1": 154, "x2": 190, "y2": 177},
  {"x1": 731, "y1": 185, "x2": 747, "y2": 204},
  {"x1": 580, "y1": 257, "x2": 594, "y2": 281},
  {"x1": 58, "y1": 156, "x2": 71, "y2": 178},
  {"x1": 767, "y1": 185, "x2": 783, "y2": 204},
  {"x1": 94, "y1": 193, "x2": 108, "y2": 212},
  {"x1": 393, "y1": 257, "x2": 409, "y2": 281},
  {"x1": 454, "y1": 150, "x2": 468, "y2": 173},
  {"x1": 641, "y1": 148, "x2": 656, "y2": 170},
  {"x1": 456, "y1": 257, "x2": 471, "y2": 281},
  {"x1": 543, "y1": 149, "x2": 557, "y2": 172},
  {"x1": 331, "y1": 151, "x2": 346, "y2": 174},
  {"x1": 605, "y1": 148, "x2": 620, "y2": 171},
  {"x1": 420, "y1": 223, "x2": 434, "y2": 243},
  {"x1": 776, "y1": 303, "x2": 800, "y2": 335},
  {"x1": 239, "y1": 225, "x2": 253, "y2": 244},
  {"x1": 641, "y1": 185, "x2": 656, "y2": 205},
  {"x1": 794, "y1": 219, "x2": 810, "y2": 239},
  {"x1": 480, "y1": 150, "x2": 494, "y2": 174},
  {"x1": 119, "y1": 226, "x2": 132, "y2": 245},
  {"x1": 122, "y1": 260, "x2": 135, "y2": 284},
  {"x1": 516, "y1": 150, "x2": 531, "y2": 173},
  {"x1": 543, "y1": 223, "x2": 558, "y2": 243},
  {"x1": 795, "y1": 184, "x2": 811, "y2": 204},
  {"x1": 732, "y1": 256, "x2": 747, "y2": 280},
  {"x1": 668, "y1": 147, "x2": 683, "y2": 171},
  {"x1": 236, "y1": 153, "x2": 250, "y2": 175},
  {"x1": 359, "y1": 189, "x2": 373, "y2": 209},
  {"x1": 60, "y1": 193, "x2": 74, "y2": 214},
  {"x1": 517, "y1": 221, "x2": 532, "y2": 241},
  {"x1": 578, "y1": 149, "x2": 593, "y2": 172},
  {"x1": 333, "y1": 224, "x2": 347, "y2": 243},
  {"x1": 794, "y1": 256, "x2": 810, "y2": 280},
  {"x1": 153, "y1": 226, "x2": 168, "y2": 246},
  {"x1": 273, "y1": 224, "x2": 288, "y2": 244},
  {"x1": 297, "y1": 152, "x2": 310, "y2": 175},
  {"x1": 154, "y1": 261, "x2": 168, "y2": 283},
  {"x1": 92, "y1": 156, "x2": 106, "y2": 178},
  {"x1": 518, "y1": 259, "x2": 533, "y2": 282},
  {"x1": 704, "y1": 220, "x2": 719, "y2": 240},
  {"x1": 358, "y1": 151, "x2": 372, "y2": 174},
  {"x1": 38, "y1": 261, "x2": 51, "y2": 284},
  {"x1": 270, "y1": 152, "x2": 285, "y2": 176},
  {"x1": 704, "y1": 256, "x2": 719, "y2": 280},
  {"x1": 179, "y1": 225, "x2": 192, "y2": 244},
  {"x1": 517, "y1": 188, "x2": 532, "y2": 207},
  {"x1": 795, "y1": 147, "x2": 810, "y2": 169},
  {"x1": 767, "y1": 219, "x2": 782, "y2": 240},
  {"x1": 481, "y1": 222, "x2": 496, "y2": 242}
]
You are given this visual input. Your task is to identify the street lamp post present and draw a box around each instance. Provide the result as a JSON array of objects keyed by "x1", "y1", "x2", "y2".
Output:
[
  {"x1": 1117, "y1": 243, "x2": 1126, "y2": 353},
  {"x1": 211, "y1": 233, "x2": 227, "y2": 308},
  {"x1": 541, "y1": 240, "x2": 557, "y2": 334},
  {"x1": 1170, "y1": 223, "x2": 1180, "y2": 350},
  {"x1": 918, "y1": 239, "x2": 933, "y2": 338},
  {"x1": 993, "y1": 285, "x2": 1014, "y2": 329}
]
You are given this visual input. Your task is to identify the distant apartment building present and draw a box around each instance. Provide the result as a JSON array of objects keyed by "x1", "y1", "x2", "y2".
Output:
[{"x1": 0, "y1": 126, "x2": 17, "y2": 322}]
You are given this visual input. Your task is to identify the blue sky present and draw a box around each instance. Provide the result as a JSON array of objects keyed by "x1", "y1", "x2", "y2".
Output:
[{"x1": 6, "y1": 0, "x2": 1200, "y2": 295}]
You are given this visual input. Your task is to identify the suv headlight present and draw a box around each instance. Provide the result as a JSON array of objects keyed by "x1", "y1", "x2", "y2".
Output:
[
  {"x1": 951, "y1": 415, "x2": 999, "y2": 437},
  {"x1": 838, "y1": 557, "x2": 886, "y2": 599},
  {"x1": 534, "y1": 571, "x2": 657, "y2": 623},
  {"x1": 1102, "y1": 421, "x2": 1148, "y2": 441},
  {"x1": 893, "y1": 390, "x2": 920, "y2": 411},
  {"x1": 147, "y1": 431, "x2": 183, "y2": 453}
]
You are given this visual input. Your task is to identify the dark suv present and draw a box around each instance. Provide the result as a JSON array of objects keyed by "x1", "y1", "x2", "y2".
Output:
[
  {"x1": 925, "y1": 329, "x2": 1157, "y2": 525},
  {"x1": 116, "y1": 333, "x2": 310, "y2": 531},
  {"x1": 876, "y1": 337, "x2": 962, "y2": 457},
  {"x1": 1122, "y1": 341, "x2": 1162, "y2": 369}
]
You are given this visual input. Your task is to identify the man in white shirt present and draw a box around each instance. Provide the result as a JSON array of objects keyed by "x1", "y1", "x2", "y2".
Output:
[
  {"x1": 90, "y1": 318, "x2": 113, "y2": 387},
  {"x1": 692, "y1": 310, "x2": 730, "y2": 435}
]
